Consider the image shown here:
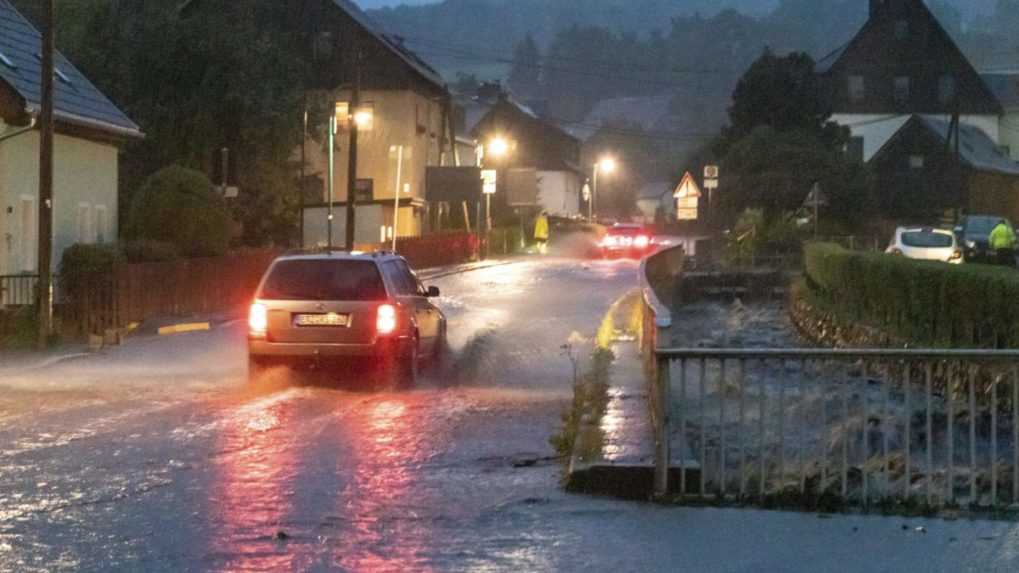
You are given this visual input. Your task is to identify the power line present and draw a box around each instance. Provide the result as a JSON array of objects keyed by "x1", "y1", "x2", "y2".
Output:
[
  {"x1": 411, "y1": 45, "x2": 733, "y2": 91},
  {"x1": 400, "y1": 34, "x2": 744, "y2": 77}
]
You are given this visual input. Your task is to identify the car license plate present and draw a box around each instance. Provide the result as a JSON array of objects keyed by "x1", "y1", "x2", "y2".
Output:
[{"x1": 294, "y1": 313, "x2": 349, "y2": 327}]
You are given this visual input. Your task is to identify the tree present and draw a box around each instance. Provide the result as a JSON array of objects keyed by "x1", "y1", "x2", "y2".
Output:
[
  {"x1": 719, "y1": 126, "x2": 873, "y2": 226},
  {"x1": 726, "y1": 49, "x2": 836, "y2": 141},
  {"x1": 125, "y1": 166, "x2": 233, "y2": 258},
  {"x1": 507, "y1": 33, "x2": 542, "y2": 98}
]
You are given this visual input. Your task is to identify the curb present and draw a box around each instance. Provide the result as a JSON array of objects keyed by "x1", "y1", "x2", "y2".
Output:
[
  {"x1": 0, "y1": 351, "x2": 93, "y2": 374},
  {"x1": 418, "y1": 259, "x2": 523, "y2": 281},
  {"x1": 157, "y1": 322, "x2": 212, "y2": 336}
]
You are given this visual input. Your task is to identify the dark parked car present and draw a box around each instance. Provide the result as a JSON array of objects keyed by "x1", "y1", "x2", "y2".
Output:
[{"x1": 955, "y1": 215, "x2": 1014, "y2": 262}]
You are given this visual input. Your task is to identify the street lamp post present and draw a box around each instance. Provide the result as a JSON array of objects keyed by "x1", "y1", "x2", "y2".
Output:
[
  {"x1": 484, "y1": 136, "x2": 512, "y2": 254},
  {"x1": 590, "y1": 156, "x2": 617, "y2": 222}
]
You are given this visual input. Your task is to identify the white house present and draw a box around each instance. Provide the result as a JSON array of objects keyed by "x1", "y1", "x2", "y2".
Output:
[{"x1": 0, "y1": 0, "x2": 141, "y2": 305}]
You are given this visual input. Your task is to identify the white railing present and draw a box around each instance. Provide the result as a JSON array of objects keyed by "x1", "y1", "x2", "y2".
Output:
[{"x1": 652, "y1": 348, "x2": 1019, "y2": 509}]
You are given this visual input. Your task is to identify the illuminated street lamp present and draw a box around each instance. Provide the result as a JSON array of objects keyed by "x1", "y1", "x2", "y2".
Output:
[
  {"x1": 487, "y1": 135, "x2": 511, "y2": 159},
  {"x1": 590, "y1": 155, "x2": 617, "y2": 222},
  {"x1": 480, "y1": 135, "x2": 515, "y2": 237}
]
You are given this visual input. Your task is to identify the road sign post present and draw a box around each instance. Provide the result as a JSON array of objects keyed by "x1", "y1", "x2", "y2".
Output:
[
  {"x1": 674, "y1": 172, "x2": 702, "y2": 222},
  {"x1": 703, "y1": 165, "x2": 719, "y2": 227}
]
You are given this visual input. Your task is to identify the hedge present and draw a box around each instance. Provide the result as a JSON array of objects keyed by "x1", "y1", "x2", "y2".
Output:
[{"x1": 803, "y1": 242, "x2": 1019, "y2": 348}]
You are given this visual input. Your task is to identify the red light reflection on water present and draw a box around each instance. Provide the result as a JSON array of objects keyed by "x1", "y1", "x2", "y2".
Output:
[
  {"x1": 330, "y1": 396, "x2": 436, "y2": 573},
  {"x1": 208, "y1": 393, "x2": 298, "y2": 572}
]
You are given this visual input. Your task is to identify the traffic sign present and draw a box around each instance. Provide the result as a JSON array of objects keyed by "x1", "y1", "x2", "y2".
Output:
[
  {"x1": 704, "y1": 165, "x2": 719, "y2": 179},
  {"x1": 481, "y1": 169, "x2": 497, "y2": 195},
  {"x1": 704, "y1": 179, "x2": 719, "y2": 190},
  {"x1": 674, "y1": 171, "x2": 702, "y2": 199}
]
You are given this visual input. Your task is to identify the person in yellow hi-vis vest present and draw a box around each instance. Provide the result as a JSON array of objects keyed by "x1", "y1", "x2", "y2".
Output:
[
  {"x1": 534, "y1": 212, "x2": 550, "y2": 255},
  {"x1": 989, "y1": 219, "x2": 1017, "y2": 267}
]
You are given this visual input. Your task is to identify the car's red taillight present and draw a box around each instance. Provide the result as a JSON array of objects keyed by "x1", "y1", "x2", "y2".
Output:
[
  {"x1": 950, "y1": 249, "x2": 963, "y2": 260},
  {"x1": 376, "y1": 304, "x2": 397, "y2": 335},
  {"x1": 249, "y1": 302, "x2": 267, "y2": 336}
]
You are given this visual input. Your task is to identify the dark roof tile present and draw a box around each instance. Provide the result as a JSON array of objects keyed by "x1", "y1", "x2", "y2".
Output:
[{"x1": 0, "y1": 0, "x2": 141, "y2": 137}]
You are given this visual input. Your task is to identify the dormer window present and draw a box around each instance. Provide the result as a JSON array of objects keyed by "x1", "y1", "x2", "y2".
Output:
[
  {"x1": 0, "y1": 49, "x2": 16, "y2": 70},
  {"x1": 34, "y1": 52, "x2": 72, "y2": 85}
]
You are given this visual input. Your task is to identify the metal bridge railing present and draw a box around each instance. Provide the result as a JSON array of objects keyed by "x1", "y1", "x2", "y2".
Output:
[{"x1": 652, "y1": 348, "x2": 1019, "y2": 508}]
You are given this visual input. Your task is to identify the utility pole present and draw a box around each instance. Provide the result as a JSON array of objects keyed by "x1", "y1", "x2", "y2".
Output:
[
  {"x1": 37, "y1": 0, "x2": 55, "y2": 350},
  {"x1": 345, "y1": 48, "x2": 363, "y2": 250},
  {"x1": 327, "y1": 114, "x2": 335, "y2": 248},
  {"x1": 299, "y1": 99, "x2": 307, "y2": 247},
  {"x1": 392, "y1": 144, "x2": 404, "y2": 252}
]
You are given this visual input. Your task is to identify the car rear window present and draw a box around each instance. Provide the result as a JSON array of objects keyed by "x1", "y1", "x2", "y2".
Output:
[
  {"x1": 901, "y1": 231, "x2": 953, "y2": 248},
  {"x1": 259, "y1": 260, "x2": 387, "y2": 301}
]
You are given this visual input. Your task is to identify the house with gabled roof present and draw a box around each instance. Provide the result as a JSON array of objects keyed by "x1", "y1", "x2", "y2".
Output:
[
  {"x1": 471, "y1": 93, "x2": 583, "y2": 219},
  {"x1": 0, "y1": 0, "x2": 142, "y2": 304},
  {"x1": 180, "y1": 0, "x2": 456, "y2": 246},
  {"x1": 817, "y1": 0, "x2": 1003, "y2": 161},
  {"x1": 816, "y1": 0, "x2": 1019, "y2": 220}
]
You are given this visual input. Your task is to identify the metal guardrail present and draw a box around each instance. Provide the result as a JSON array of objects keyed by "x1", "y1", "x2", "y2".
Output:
[
  {"x1": 0, "y1": 274, "x2": 37, "y2": 307},
  {"x1": 652, "y1": 348, "x2": 1019, "y2": 508}
]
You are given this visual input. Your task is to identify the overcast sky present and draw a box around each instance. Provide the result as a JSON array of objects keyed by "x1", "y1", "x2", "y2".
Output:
[{"x1": 355, "y1": 0, "x2": 436, "y2": 9}]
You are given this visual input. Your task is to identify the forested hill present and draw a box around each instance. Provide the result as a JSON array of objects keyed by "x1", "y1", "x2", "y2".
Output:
[{"x1": 370, "y1": 0, "x2": 1001, "y2": 76}]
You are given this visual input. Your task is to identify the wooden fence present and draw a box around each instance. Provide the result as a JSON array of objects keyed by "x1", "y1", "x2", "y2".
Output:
[
  {"x1": 60, "y1": 250, "x2": 281, "y2": 336},
  {"x1": 59, "y1": 232, "x2": 480, "y2": 336}
]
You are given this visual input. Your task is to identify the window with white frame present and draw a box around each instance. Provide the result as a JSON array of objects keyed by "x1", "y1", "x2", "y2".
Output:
[
  {"x1": 77, "y1": 203, "x2": 93, "y2": 244},
  {"x1": 95, "y1": 205, "x2": 109, "y2": 244}
]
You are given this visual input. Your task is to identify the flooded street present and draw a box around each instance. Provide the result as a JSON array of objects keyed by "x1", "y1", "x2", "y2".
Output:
[
  {"x1": 3, "y1": 261, "x2": 1019, "y2": 572},
  {"x1": 0, "y1": 259, "x2": 638, "y2": 571}
]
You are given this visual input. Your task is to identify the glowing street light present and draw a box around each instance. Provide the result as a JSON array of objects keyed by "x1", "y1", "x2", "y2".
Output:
[
  {"x1": 487, "y1": 135, "x2": 511, "y2": 158},
  {"x1": 598, "y1": 156, "x2": 617, "y2": 175}
]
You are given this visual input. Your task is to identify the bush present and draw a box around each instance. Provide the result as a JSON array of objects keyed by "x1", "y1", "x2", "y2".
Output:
[
  {"x1": 59, "y1": 243, "x2": 123, "y2": 306},
  {"x1": 803, "y1": 242, "x2": 1019, "y2": 348},
  {"x1": 120, "y1": 239, "x2": 180, "y2": 263},
  {"x1": 125, "y1": 166, "x2": 232, "y2": 257}
]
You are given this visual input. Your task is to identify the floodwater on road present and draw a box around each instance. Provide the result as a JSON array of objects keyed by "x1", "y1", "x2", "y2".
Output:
[
  {"x1": 0, "y1": 258, "x2": 638, "y2": 572},
  {"x1": 3, "y1": 259, "x2": 1019, "y2": 572}
]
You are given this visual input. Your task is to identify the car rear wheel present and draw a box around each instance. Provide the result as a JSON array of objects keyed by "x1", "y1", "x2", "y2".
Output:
[
  {"x1": 381, "y1": 338, "x2": 418, "y2": 389},
  {"x1": 248, "y1": 355, "x2": 269, "y2": 383}
]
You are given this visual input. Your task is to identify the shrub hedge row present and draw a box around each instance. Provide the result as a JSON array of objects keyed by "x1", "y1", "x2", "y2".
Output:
[{"x1": 803, "y1": 242, "x2": 1019, "y2": 348}]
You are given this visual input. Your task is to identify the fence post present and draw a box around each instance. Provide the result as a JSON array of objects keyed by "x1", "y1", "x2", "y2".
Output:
[{"x1": 654, "y1": 355, "x2": 671, "y2": 497}]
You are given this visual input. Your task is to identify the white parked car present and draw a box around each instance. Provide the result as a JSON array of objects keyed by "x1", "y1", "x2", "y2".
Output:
[{"x1": 885, "y1": 227, "x2": 963, "y2": 264}]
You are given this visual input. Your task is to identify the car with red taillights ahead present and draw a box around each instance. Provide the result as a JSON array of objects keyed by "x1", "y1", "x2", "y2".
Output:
[
  {"x1": 598, "y1": 223, "x2": 655, "y2": 258},
  {"x1": 247, "y1": 250, "x2": 446, "y2": 387}
]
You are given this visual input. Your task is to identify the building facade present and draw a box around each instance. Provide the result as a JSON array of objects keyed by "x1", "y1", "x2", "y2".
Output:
[{"x1": 0, "y1": 0, "x2": 141, "y2": 305}]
